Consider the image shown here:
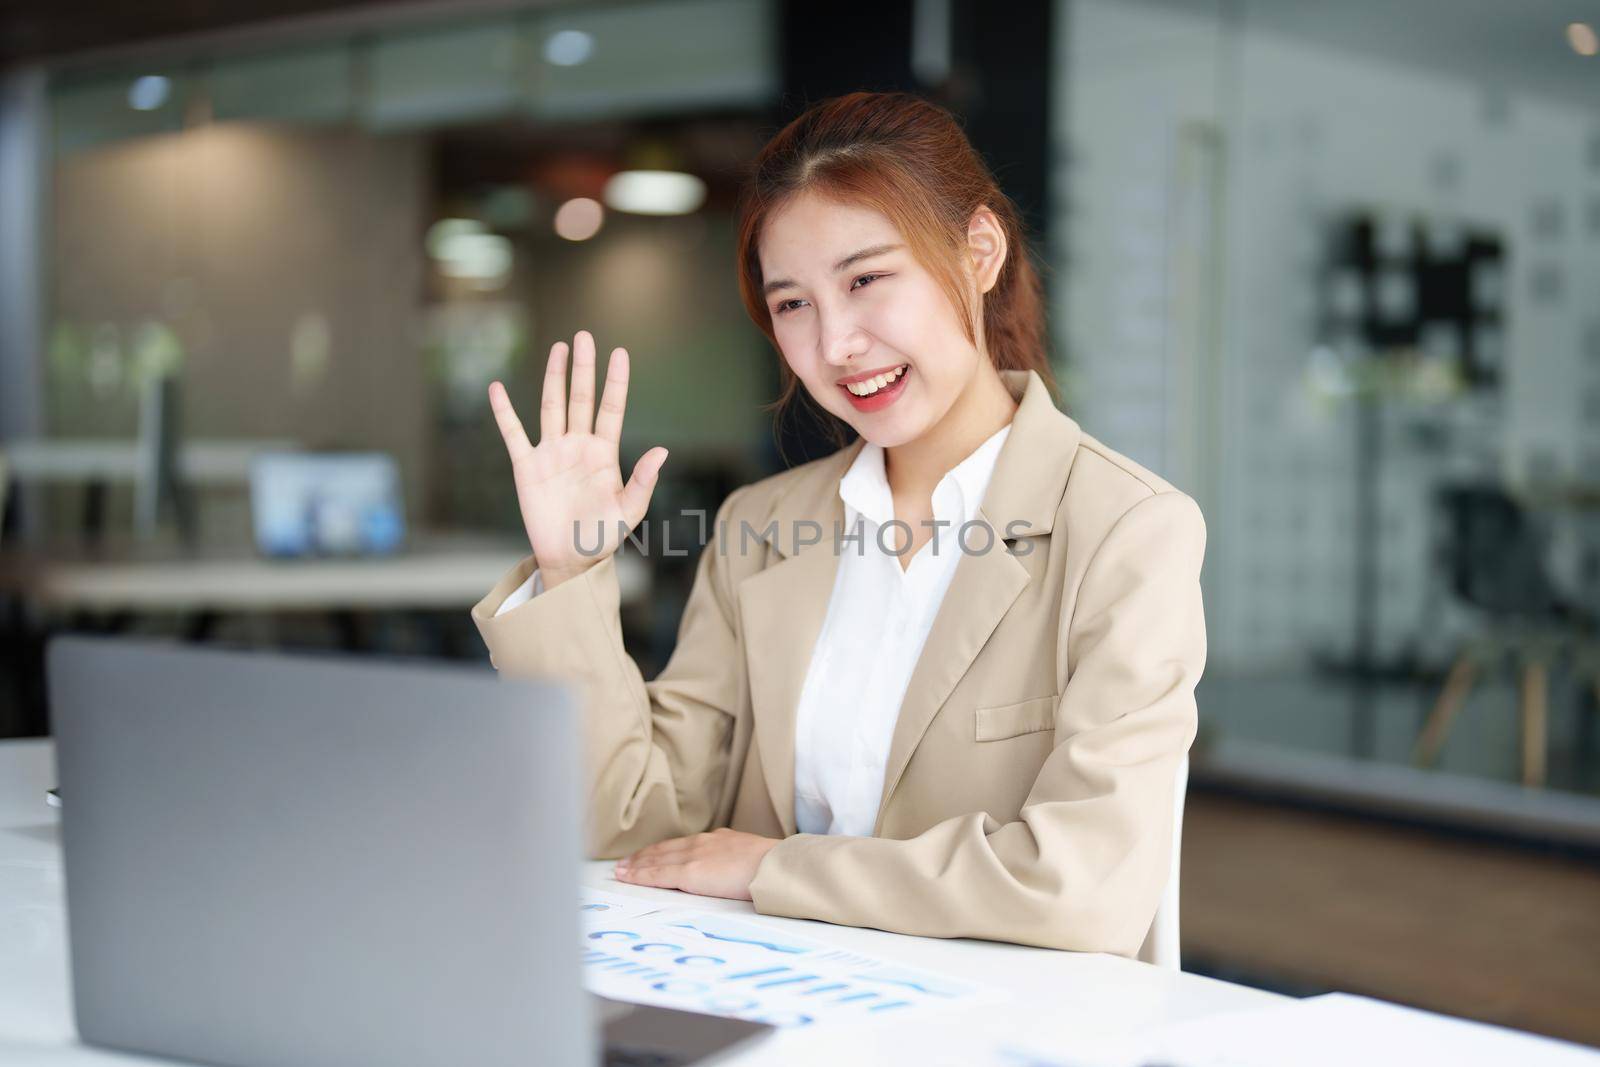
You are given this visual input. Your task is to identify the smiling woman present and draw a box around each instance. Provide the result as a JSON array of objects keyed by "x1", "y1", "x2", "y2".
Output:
[
  {"x1": 474, "y1": 91, "x2": 1207, "y2": 962},
  {"x1": 737, "y1": 93, "x2": 1056, "y2": 459}
]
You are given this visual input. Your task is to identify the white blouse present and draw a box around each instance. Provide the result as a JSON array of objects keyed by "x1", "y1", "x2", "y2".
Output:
[
  {"x1": 791, "y1": 424, "x2": 1011, "y2": 837},
  {"x1": 495, "y1": 421, "x2": 1014, "y2": 839}
]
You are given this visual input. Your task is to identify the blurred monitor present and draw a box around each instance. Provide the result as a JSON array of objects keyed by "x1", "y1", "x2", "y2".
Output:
[{"x1": 250, "y1": 452, "x2": 406, "y2": 558}]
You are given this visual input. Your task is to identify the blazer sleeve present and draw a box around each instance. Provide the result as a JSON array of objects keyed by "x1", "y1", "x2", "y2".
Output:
[
  {"x1": 492, "y1": 568, "x2": 544, "y2": 616},
  {"x1": 746, "y1": 489, "x2": 1206, "y2": 956},
  {"x1": 471, "y1": 486, "x2": 750, "y2": 859}
]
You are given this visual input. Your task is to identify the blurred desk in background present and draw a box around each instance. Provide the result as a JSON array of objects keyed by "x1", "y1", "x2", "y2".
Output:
[
  {"x1": 0, "y1": 536, "x2": 649, "y2": 738},
  {"x1": 0, "y1": 534, "x2": 651, "y2": 614},
  {"x1": 0, "y1": 437, "x2": 301, "y2": 548},
  {"x1": 0, "y1": 438, "x2": 296, "y2": 486}
]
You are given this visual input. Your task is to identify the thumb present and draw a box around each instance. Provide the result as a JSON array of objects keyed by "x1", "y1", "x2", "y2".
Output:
[{"x1": 620, "y1": 446, "x2": 668, "y2": 528}]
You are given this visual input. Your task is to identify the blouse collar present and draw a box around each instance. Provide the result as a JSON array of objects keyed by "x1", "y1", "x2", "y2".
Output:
[{"x1": 837, "y1": 423, "x2": 1013, "y2": 530}]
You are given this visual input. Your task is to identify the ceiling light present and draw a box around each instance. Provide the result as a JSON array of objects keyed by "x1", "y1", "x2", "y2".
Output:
[
  {"x1": 437, "y1": 234, "x2": 513, "y2": 286},
  {"x1": 1569, "y1": 22, "x2": 1598, "y2": 56},
  {"x1": 425, "y1": 218, "x2": 512, "y2": 285},
  {"x1": 602, "y1": 170, "x2": 706, "y2": 216},
  {"x1": 554, "y1": 198, "x2": 604, "y2": 241},
  {"x1": 426, "y1": 218, "x2": 485, "y2": 258}
]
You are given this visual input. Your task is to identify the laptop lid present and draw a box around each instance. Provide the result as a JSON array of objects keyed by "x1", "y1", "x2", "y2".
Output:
[{"x1": 48, "y1": 635, "x2": 593, "y2": 1067}]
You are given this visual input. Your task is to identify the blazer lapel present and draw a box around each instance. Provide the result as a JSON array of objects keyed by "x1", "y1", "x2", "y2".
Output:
[
  {"x1": 873, "y1": 369, "x2": 1084, "y2": 830},
  {"x1": 736, "y1": 368, "x2": 1083, "y2": 840},
  {"x1": 873, "y1": 518, "x2": 1030, "y2": 832},
  {"x1": 737, "y1": 440, "x2": 862, "y2": 837}
]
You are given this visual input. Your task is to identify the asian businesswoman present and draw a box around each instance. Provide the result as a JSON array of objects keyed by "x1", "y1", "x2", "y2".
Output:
[{"x1": 471, "y1": 92, "x2": 1207, "y2": 960}]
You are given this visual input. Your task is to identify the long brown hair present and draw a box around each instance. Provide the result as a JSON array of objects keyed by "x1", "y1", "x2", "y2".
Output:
[{"x1": 735, "y1": 91, "x2": 1057, "y2": 452}]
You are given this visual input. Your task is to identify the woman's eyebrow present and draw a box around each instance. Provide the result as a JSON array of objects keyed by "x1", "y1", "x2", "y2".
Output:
[{"x1": 762, "y1": 242, "x2": 904, "y2": 296}]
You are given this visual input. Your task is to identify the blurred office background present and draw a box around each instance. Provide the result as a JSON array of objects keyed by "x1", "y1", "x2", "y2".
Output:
[{"x1": 2, "y1": 0, "x2": 1597, "y2": 1048}]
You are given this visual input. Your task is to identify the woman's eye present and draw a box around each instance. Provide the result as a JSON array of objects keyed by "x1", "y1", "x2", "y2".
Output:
[{"x1": 773, "y1": 274, "x2": 884, "y2": 316}]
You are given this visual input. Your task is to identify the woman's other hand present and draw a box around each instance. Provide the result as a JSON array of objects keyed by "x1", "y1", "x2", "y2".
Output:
[
  {"x1": 613, "y1": 829, "x2": 781, "y2": 901},
  {"x1": 488, "y1": 331, "x2": 668, "y2": 591}
]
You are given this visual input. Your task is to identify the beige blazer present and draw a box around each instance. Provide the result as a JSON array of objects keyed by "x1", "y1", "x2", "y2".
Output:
[{"x1": 472, "y1": 368, "x2": 1206, "y2": 958}]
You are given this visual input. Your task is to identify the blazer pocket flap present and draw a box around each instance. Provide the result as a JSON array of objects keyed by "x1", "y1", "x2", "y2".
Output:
[{"x1": 974, "y1": 694, "x2": 1058, "y2": 742}]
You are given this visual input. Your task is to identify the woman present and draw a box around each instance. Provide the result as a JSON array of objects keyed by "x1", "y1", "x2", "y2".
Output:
[{"x1": 474, "y1": 92, "x2": 1205, "y2": 959}]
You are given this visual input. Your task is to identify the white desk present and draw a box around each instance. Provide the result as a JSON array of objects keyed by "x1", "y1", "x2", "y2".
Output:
[
  {"x1": 0, "y1": 440, "x2": 298, "y2": 487},
  {"x1": 0, "y1": 739, "x2": 1286, "y2": 1065},
  {"x1": 0, "y1": 537, "x2": 651, "y2": 614}
]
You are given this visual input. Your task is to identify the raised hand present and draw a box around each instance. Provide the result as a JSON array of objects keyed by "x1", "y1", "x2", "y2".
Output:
[{"x1": 488, "y1": 331, "x2": 668, "y2": 591}]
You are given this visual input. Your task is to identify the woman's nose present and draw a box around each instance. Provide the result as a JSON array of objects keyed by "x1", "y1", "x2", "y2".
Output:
[{"x1": 818, "y1": 312, "x2": 869, "y2": 366}]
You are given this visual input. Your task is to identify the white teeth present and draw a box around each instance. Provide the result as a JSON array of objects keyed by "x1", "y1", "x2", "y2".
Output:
[{"x1": 845, "y1": 365, "x2": 906, "y2": 397}]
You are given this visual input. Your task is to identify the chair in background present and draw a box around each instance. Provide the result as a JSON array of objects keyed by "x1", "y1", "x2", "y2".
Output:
[
  {"x1": 1412, "y1": 486, "x2": 1575, "y2": 786},
  {"x1": 1137, "y1": 753, "x2": 1188, "y2": 971}
]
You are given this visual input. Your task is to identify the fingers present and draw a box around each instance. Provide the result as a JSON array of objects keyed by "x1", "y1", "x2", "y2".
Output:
[
  {"x1": 539, "y1": 340, "x2": 569, "y2": 442},
  {"x1": 615, "y1": 863, "x2": 684, "y2": 891},
  {"x1": 623, "y1": 835, "x2": 695, "y2": 867},
  {"x1": 593, "y1": 347, "x2": 630, "y2": 446},
  {"x1": 614, "y1": 834, "x2": 695, "y2": 885},
  {"x1": 620, "y1": 446, "x2": 669, "y2": 528},
  {"x1": 487, "y1": 380, "x2": 532, "y2": 458},
  {"x1": 568, "y1": 330, "x2": 597, "y2": 435}
]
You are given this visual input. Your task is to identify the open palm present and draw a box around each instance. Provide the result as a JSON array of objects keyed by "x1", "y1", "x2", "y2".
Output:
[{"x1": 489, "y1": 330, "x2": 668, "y2": 588}]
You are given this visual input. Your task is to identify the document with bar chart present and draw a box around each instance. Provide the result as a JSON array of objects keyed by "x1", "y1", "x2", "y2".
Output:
[{"x1": 579, "y1": 888, "x2": 994, "y2": 1029}]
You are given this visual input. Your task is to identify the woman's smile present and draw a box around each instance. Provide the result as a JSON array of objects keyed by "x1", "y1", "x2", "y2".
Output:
[{"x1": 838, "y1": 362, "x2": 911, "y2": 413}]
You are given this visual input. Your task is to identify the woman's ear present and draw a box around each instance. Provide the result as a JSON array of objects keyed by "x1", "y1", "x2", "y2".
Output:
[{"x1": 967, "y1": 205, "x2": 1008, "y2": 295}]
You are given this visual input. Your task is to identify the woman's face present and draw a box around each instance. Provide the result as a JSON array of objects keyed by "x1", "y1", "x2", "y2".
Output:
[{"x1": 758, "y1": 191, "x2": 1000, "y2": 448}]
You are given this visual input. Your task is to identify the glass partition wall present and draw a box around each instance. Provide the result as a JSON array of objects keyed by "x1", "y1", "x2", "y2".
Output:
[
  {"x1": 39, "y1": 0, "x2": 779, "y2": 548},
  {"x1": 1060, "y1": 0, "x2": 1600, "y2": 805},
  {"x1": 28, "y1": 0, "x2": 1600, "y2": 810}
]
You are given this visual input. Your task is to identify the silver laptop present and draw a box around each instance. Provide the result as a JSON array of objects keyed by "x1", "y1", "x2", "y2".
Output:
[{"x1": 48, "y1": 635, "x2": 770, "y2": 1067}]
